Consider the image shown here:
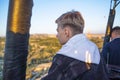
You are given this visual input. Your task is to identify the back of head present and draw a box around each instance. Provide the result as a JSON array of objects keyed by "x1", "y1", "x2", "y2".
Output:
[
  {"x1": 112, "y1": 26, "x2": 120, "y2": 35},
  {"x1": 111, "y1": 26, "x2": 120, "y2": 39},
  {"x1": 55, "y1": 10, "x2": 84, "y2": 34}
]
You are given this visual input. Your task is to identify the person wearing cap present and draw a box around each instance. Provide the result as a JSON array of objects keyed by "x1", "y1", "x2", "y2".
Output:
[{"x1": 41, "y1": 10, "x2": 109, "y2": 80}]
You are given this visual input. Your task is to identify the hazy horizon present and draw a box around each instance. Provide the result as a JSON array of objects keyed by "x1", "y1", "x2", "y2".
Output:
[{"x1": 0, "y1": 0, "x2": 120, "y2": 36}]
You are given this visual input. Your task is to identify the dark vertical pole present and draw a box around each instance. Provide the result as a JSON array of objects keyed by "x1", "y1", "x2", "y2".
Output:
[
  {"x1": 103, "y1": 0, "x2": 120, "y2": 46},
  {"x1": 3, "y1": 0, "x2": 33, "y2": 80},
  {"x1": 103, "y1": 9, "x2": 115, "y2": 46}
]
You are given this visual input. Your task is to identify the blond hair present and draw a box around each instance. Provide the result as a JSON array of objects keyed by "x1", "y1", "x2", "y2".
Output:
[{"x1": 55, "y1": 10, "x2": 84, "y2": 33}]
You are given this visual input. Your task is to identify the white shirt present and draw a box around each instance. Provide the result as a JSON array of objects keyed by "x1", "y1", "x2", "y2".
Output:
[{"x1": 57, "y1": 34, "x2": 100, "y2": 64}]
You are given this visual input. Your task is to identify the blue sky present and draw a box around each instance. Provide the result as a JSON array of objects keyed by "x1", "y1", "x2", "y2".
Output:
[{"x1": 0, "y1": 0, "x2": 120, "y2": 36}]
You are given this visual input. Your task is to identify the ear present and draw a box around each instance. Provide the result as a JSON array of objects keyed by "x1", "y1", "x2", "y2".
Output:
[{"x1": 64, "y1": 27, "x2": 71, "y2": 38}]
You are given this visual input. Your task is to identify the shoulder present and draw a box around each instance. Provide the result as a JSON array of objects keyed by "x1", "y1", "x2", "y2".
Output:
[
  {"x1": 105, "y1": 38, "x2": 120, "y2": 47},
  {"x1": 110, "y1": 38, "x2": 120, "y2": 43},
  {"x1": 53, "y1": 54, "x2": 90, "y2": 66},
  {"x1": 53, "y1": 54, "x2": 75, "y2": 62},
  {"x1": 52, "y1": 54, "x2": 75, "y2": 67},
  {"x1": 54, "y1": 54, "x2": 98, "y2": 69}
]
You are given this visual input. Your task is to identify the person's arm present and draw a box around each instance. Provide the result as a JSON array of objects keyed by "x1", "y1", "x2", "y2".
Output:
[
  {"x1": 41, "y1": 63, "x2": 64, "y2": 80},
  {"x1": 101, "y1": 44, "x2": 109, "y2": 63},
  {"x1": 41, "y1": 54, "x2": 91, "y2": 80},
  {"x1": 63, "y1": 60, "x2": 91, "y2": 80},
  {"x1": 41, "y1": 54, "x2": 73, "y2": 80}
]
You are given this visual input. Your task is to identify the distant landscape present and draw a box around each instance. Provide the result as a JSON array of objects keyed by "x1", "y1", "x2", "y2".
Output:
[{"x1": 0, "y1": 33, "x2": 104, "y2": 80}]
